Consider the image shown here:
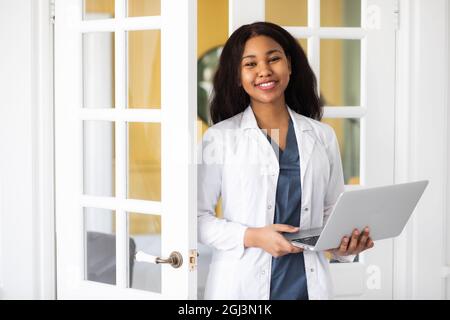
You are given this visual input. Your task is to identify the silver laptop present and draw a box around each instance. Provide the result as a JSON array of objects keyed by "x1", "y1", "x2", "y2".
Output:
[{"x1": 285, "y1": 180, "x2": 429, "y2": 251}]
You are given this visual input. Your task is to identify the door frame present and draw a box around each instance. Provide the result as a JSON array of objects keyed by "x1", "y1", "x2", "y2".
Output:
[
  {"x1": 34, "y1": 0, "x2": 57, "y2": 300},
  {"x1": 4, "y1": 0, "x2": 447, "y2": 299},
  {"x1": 0, "y1": 0, "x2": 55, "y2": 299},
  {"x1": 392, "y1": 0, "x2": 449, "y2": 299}
]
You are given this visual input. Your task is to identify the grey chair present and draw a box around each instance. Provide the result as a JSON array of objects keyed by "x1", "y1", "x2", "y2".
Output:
[{"x1": 86, "y1": 231, "x2": 136, "y2": 285}]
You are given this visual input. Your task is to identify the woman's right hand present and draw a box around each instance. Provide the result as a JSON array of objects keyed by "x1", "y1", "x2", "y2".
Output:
[{"x1": 244, "y1": 224, "x2": 304, "y2": 257}]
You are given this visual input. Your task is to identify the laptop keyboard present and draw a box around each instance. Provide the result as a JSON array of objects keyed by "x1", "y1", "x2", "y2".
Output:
[{"x1": 292, "y1": 235, "x2": 320, "y2": 246}]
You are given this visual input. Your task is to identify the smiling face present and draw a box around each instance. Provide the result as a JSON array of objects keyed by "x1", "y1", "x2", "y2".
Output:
[{"x1": 240, "y1": 35, "x2": 291, "y2": 108}]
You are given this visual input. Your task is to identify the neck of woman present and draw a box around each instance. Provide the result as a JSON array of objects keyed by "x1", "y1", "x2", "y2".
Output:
[{"x1": 251, "y1": 101, "x2": 290, "y2": 130}]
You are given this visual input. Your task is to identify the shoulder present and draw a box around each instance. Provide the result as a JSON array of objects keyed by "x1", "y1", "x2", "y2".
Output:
[
  {"x1": 201, "y1": 112, "x2": 244, "y2": 146},
  {"x1": 210, "y1": 112, "x2": 243, "y2": 130},
  {"x1": 291, "y1": 112, "x2": 337, "y2": 147},
  {"x1": 202, "y1": 113, "x2": 243, "y2": 138}
]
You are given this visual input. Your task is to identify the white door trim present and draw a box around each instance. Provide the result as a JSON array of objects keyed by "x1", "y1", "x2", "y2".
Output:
[
  {"x1": 393, "y1": 0, "x2": 449, "y2": 299},
  {"x1": 447, "y1": 1, "x2": 450, "y2": 299},
  {"x1": 228, "y1": 0, "x2": 264, "y2": 35},
  {"x1": 32, "y1": 0, "x2": 56, "y2": 300},
  {"x1": 393, "y1": 0, "x2": 414, "y2": 300},
  {"x1": 0, "y1": 0, "x2": 55, "y2": 299}
]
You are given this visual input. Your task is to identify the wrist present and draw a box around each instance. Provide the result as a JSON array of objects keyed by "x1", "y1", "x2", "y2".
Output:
[{"x1": 244, "y1": 227, "x2": 260, "y2": 248}]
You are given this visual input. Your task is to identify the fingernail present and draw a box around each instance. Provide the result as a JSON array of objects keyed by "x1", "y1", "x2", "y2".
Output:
[{"x1": 365, "y1": 227, "x2": 369, "y2": 233}]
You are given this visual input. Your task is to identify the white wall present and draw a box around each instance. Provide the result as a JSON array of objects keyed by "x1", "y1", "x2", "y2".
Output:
[
  {"x1": 447, "y1": 0, "x2": 450, "y2": 299},
  {"x1": 394, "y1": 0, "x2": 449, "y2": 299},
  {"x1": 0, "y1": 0, "x2": 54, "y2": 299},
  {"x1": 0, "y1": 0, "x2": 36, "y2": 299},
  {"x1": 411, "y1": 0, "x2": 449, "y2": 299}
]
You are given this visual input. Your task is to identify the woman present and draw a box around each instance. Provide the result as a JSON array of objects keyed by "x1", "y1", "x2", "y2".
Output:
[{"x1": 198, "y1": 21, "x2": 374, "y2": 300}]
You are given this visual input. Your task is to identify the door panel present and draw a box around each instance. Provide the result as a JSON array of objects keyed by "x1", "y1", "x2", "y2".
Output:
[
  {"x1": 55, "y1": 0, "x2": 197, "y2": 299},
  {"x1": 229, "y1": 0, "x2": 396, "y2": 299}
]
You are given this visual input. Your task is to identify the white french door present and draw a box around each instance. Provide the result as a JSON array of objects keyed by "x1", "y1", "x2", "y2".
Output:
[
  {"x1": 230, "y1": 0, "x2": 396, "y2": 299},
  {"x1": 55, "y1": 0, "x2": 197, "y2": 299}
]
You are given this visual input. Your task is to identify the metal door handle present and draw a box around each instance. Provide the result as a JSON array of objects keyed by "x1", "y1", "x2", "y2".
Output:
[{"x1": 135, "y1": 251, "x2": 183, "y2": 268}]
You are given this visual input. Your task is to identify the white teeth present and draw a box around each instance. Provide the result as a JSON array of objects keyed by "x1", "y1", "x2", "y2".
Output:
[{"x1": 258, "y1": 81, "x2": 275, "y2": 87}]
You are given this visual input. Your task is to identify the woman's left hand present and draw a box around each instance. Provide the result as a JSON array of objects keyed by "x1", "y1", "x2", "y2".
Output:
[{"x1": 328, "y1": 227, "x2": 374, "y2": 256}]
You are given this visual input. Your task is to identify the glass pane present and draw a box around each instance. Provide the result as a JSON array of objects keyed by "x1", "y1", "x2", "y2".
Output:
[
  {"x1": 129, "y1": 212, "x2": 161, "y2": 293},
  {"x1": 321, "y1": 0, "x2": 361, "y2": 27},
  {"x1": 320, "y1": 39, "x2": 360, "y2": 106},
  {"x1": 321, "y1": 118, "x2": 360, "y2": 185},
  {"x1": 84, "y1": 208, "x2": 116, "y2": 285},
  {"x1": 83, "y1": 0, "x2": 115, "y2": 20},
  {"x1": 265, "y1": 0, "x2": 307, "y2": 26},
  {"x1": 128, "y1": 30, "x2": 161, "y2": 109},
  {"x1": 83, "y1": 121, "x2": 115, "y2": 197},
  {"x1": 83, "y1": 32, "x2": 115, "y2": 109},
  {"x1": 127, "y1": 122, "x2": 161, "y2": 201},
  {"x1": 128, "y1": 0, "x2": 160, "y2": 17}
]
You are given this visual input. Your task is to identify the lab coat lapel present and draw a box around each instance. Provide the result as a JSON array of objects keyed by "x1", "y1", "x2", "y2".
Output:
[
  {"x1": 240, "y1": 106, "x2": 280, "y2": 172},
  {"x1": 287, "y1": 107, "x2": 315, "y2": 189}
]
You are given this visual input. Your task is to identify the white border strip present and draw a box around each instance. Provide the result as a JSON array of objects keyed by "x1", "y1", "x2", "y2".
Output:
[
  {"x1": 80, "y1": 195, "x2": 162, "y2": 215},
  {"x1": 228, "y1": 0, "x2": 265, "y2": 35},
  {"x1": 79, "y1": 108, "x2": 162, "y2": 122},
  {"x1": 307, "y1": 0, "x2": 320, "y2": 94},
  {"x1": 79, "y1": 16, "x2": 161, "y2": 33},
  {"x1": 114, "y1": 0, "x2": 127, "y2": 289},
  {"x1": 323, "y1": 107, "x2": 367, "y2": 118},
  {"x1": 32, "y1": 0, "x2": 56, "y2": 299},
  {"x1": 286, "y1": 27, "x2": 367, "y2": 39},
  {"x1": 344, "y1": 184, "x2": 365, "y2": 191}
]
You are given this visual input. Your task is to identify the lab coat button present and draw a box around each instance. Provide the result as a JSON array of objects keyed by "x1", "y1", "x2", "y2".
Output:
[
  {"x1": 304, "y1": 207, "x2": 309, "y2": 212},
  {"x1": 267, "y1": 204, "x2": 272, "y2": 210},
  {"x1": 310, "y1": 268, "x2": 314, "y2": 272},
  {"x1": 261, "y1": 270, "x2": 266, "y2": 276}
]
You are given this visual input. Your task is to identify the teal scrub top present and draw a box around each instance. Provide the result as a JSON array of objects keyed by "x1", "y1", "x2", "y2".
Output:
[{"x1": 263, "y1": 117, "x2": 308, "y2": 300}]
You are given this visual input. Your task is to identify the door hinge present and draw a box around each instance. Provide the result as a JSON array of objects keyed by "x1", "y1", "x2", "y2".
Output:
[
  {"x1": 189, "y1": 249, "x2": 198, "y2": 272},
  {"x1": 393, "y1": 0, "x2": 400, "y2": 31},
  {"x1": 50, "y1": 0, "x2": 55, "y2": 24}
]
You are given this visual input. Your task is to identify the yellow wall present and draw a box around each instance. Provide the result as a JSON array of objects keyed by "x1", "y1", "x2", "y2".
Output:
[
  {"x1": 198, "y1": 0, "x2": 228, "y2": 59},
  {"x1": 197, "y1": 0, "x2": 229, "y2": 218},
  {"x1": 197, "y1": 0, "x2": 229, "y2": 140}
]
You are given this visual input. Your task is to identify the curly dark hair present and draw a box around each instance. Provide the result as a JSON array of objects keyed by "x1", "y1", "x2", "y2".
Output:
[{"x1": 209, "y1": 21, "x2": 322, "y2": 124}]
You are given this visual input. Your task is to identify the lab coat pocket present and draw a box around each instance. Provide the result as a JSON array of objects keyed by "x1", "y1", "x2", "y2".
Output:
[{"x1": 204, "y1": 260, "x2": 238, "y2": 300}]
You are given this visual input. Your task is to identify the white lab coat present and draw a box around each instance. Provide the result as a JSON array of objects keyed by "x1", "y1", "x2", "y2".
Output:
[{"x1": 198, "y1": 105, "x2": 352, "y2": 300}]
